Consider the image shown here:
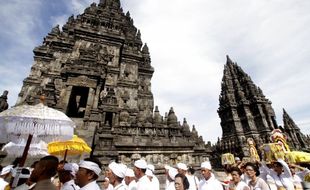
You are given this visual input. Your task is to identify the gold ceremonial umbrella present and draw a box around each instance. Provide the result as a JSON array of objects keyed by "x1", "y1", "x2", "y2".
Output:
[{"x1": 48, "y1": 135, "x2": 91, "y2": 161}]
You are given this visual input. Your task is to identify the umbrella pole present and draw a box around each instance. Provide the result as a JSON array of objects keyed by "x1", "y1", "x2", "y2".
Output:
[
  {"x1": 12, "y1": 134, "x2": 33, "y2": 188},
  {"x1": 64, "y1": 149, "x2": 68, "y2": 162},
  {"x1": 19, "y1": 134, "x2": 33, "y2": 167}
]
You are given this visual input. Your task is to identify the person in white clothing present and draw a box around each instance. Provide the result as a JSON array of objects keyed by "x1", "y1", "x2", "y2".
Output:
[
  {"x1": 106, "y1": 162, "x2": 126, "y2": 190},
  {"x1": 228, "y1": 167, "x2": 249, "y2": 190},
  {"x1": 133, "y1": 159, "x2": 152, "y2": 190},
  {"x1": 198, "y1": 161, "x2": 223, "y2": 190},
  {"x1": 187, "y1": 166, "x2": 199, "y2": 190},
  {"x1": 147, "y1": 164, "x2": 160, "y2": 190},
  {"x1": 101, "y1": 177, "x2": 114, "y2": 190},
  {"x1": 289, "y1": 163, "x2": 310, "y2": 190},
  {"x1": 0, "y1": 165, "x2": 13, "y2": 190},
  {"x1": 166, "y1": 167, "x2": 178, "y2": 190},
  {"x1": 125, "y1": 168, "x2": 137, "y2": 190},
  {"x1": 59, "y1": 163, "x2": 80, "y2": 190},
  {"x1": 260, "y1": 159, "x2": 294, "y2": 190},
  {"x1": 75, "y1": 158, "x2": 102, "y2": 190}
]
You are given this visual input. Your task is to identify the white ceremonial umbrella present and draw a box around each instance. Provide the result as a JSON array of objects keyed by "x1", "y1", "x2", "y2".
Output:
[
  {"x1": 0, "y1": 97, "x2": 75, "y2": 166},
  {"x1": 2, "y1": 139, "x2": 49, "y2": 157}
]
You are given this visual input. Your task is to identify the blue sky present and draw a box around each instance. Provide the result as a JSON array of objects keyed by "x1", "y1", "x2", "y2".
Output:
[{"x1": 1, "y1": 0, "x2": 310, "y2": 143}]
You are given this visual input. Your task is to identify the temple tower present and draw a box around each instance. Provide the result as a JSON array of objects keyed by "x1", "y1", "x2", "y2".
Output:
[
  {"x1": 16, "y1": 1, "x2": 209, "y2": 165},
  {"x1": 218, "y1": 56, "x2": 277, "y2": 157},
  {"x1": 281, "y1": 109, "x2": 309, "y2": 150}
]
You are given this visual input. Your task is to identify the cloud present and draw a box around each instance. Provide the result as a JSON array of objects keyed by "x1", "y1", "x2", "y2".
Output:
[{"x1": 0, "y1": 0, "x2": 309, "y2": 144}]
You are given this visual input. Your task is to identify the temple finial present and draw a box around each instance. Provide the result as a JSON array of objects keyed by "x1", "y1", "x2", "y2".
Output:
[{"x1": 226, "y1": 55, "x2": 233, "y2": 64}]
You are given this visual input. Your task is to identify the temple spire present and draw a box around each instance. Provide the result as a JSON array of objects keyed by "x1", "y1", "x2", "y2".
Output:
[{"x1": 226, "y1": 55, "x2": 233, "y2": 64}]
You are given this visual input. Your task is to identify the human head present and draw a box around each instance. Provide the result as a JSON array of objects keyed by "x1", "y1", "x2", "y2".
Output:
[
  {"x1": 200, "y1": 161, "x2": 212, "y2": 180},
  {"x1": 145, "y1": 169, "x2": 153, "y2": 181},
  {"x1": 75, "y1": 157, "x2": 102, "y2": 187},
  {"x1": 29, "y1": 155, "x2": 59, "y2": 182},
  {"x1": 58, "y1": 163, "x2": 78, "y2": 183},
  {"x1": 102, "y1": 177, "x2": 110, "y2": 189},
  {"x1": 167, "y1": 168, "x2": 178, "y2": 182},
  {"x1": 188, "y1": 166, "x2": 195, "y2": 175},
  {"x1": 106, "y1": 162, "x2": 125, "y2": 186},
  {"x1": 273, "y1": 161, "x2": 284, "y2": 175},
  {"x1": 245, "y1": 162, "x2": 260, "y2": 178},
  {"x1": 0, "y1": 165, "x2": 13, "y2": 179},
  {"x1": 124, "y1": 168, "x2": 135, "y2": 186},
  {"x1": 133, "y1": 159, "x2": 147, "y2": 179},
  {"x1": 177, "y1": 163, "x2": 188, "y2": 175},
  {"x1": 175, "y1": 173, "x2": 189, "y2": 190},
  {"x1": 230, "y1": 167, "x2": 242, "y2": 183}
]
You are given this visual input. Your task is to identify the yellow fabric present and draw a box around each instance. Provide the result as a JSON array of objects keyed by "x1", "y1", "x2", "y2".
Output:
[
  {"x1": 48, "y1": 135, "x2": 91, "y2": 155},
  {"x1": 287, "y1": 151, "x2": 310, "y2": 163}
]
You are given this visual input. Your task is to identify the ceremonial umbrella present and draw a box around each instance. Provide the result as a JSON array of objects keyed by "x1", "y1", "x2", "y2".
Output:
[
  {"x1": 0, "y1": 97, "x2": 75, "y2": 166},
  {"x1": 2, "y1": 139, "x2": 49, "y2": 157},
  {"x1": 48, "y1": 135, "x2": 91, "y2": 161}
]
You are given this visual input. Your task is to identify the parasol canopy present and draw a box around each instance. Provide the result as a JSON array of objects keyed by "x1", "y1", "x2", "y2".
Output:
[
  {"x1": 2, "y1": 139, "x2": 48, "y2": 157},
  {"x1": 0, "y1": 102, "x2": 75, "y2": 143},
  {"x1": 48, "y1": 135, "x2": 91, "y2": 156}
]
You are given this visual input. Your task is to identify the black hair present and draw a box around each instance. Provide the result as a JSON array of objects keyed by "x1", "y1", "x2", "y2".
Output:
[
  {"x1": 40, "y1": 155, "x2": 59, "y2": 177},
  {"x1": 245, "y1": 162, "x2": 260, "y2": 176},
  {"x1": 230, "y1": 166, "x2": 242, "y2": 176},
  {"x1": 188, "y1": 166, "x2": 195, "y2": 175},
  {"x1": 175, "y1": 173, "x2": 190, "y2": 189},
  {"x1": 31, "y1": 161, "x2": 39, "y2": 168},
  {"x1": 141, "y1": 168, "x2": 146, "y2": 173}
]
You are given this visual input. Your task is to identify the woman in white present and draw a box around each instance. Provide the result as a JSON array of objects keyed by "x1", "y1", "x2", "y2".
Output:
[
  {"x1": 244, "y1": 162, "x2": 269, "y2": 190},
  {"x1": 228, "y1": 167, "x2": 250, "y2": 190}
]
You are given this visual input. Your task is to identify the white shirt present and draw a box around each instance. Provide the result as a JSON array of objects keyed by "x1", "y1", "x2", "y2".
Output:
[
  {"x1": 151, "y1": 175, "x2": 160, "y2": 190},
  {"x1": 136, "y1": 175, "x2": 152, "y2": 190},
  {"x1": 228, "y1": 181, "x2": 249, "y2": 190},
  {"x1": 198, "y1": 174, "x2": 223, "y2": 190},
  {"x1": 0, "y1": 178, "x2": 8, "y2": 190},
  {"x1": 186, "y1": 174, "x2": 199, "y2": 190},
  {"x1": 61, "y1": 180, "x2": 80, "y2": 190},
  {"x1": 79, "y1": 181, "x2": 101, "y2": 190},
  {"x1": 128, "y1": 180, "x2": 137, "y2": 190},
  {"x1": 260, "y1": 160, "x2": 294, "y2": 190},
  {"x1": 165, "y1": 181, "x2": 175, "y2": 190},
  {"x1": 114, "y1": 183, "x2": 126, "y2": 190}
]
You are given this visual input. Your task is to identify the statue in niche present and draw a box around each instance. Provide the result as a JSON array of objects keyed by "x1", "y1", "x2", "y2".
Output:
[{"x1": 0, "y1": 90, "x2": 9, "y2": 112}]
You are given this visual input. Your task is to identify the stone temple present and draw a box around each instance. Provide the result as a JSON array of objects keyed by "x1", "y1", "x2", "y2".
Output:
[
  {"x1": 215, "y1": 56, "x2": 309, "y2": 158},
  {"x1": 16, "y1": 0, "x2": 209, "y2": 166}
]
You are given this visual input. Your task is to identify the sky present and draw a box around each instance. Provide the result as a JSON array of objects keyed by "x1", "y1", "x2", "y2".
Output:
[{"x1": 0, "y1": 0, "x2": 310, "y2": 144}]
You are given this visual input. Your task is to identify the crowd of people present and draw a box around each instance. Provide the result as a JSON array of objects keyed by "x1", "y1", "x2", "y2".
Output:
[{"x1": 0, "y1": 155, "x2": 309, "y2": 190}]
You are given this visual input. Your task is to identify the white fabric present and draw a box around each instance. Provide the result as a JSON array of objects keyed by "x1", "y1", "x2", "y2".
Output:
[
  {"x1": 168, "y1": 168, "x2": 178, "y2": 181},
  {"x1": 103, "y1": 183, "x2": 113, "y2": 190},
  {"x1": 11, "y1": 167, "x2": 30, "y2": 179},
  {"x1": 61, "y1": 179, "x2": 80, "y2": 190},
  {"x1": 136, "y1": 175, "x2": 152, "y2": 190},
  {"x1": 151, "y1": 175, "x2": 160, "y2": 190},
  {"x1": 198, "y1": 173, "x2": 223, "y2": 190},
  {"x1": 134, "y1": 160, "x2": 147, "y2": 169},
  {"x1": 79, "y1": 161, "x2": 101, "y2": 176},
  {"x1": 260, "y1": 159, "x2": 294, "y2": 190},
  {"x1": 79, "y1": 181, "x2": 100, "y2": 190},
  {"x1": 0, "y1": 165, "x2": 13, "y2": 176},
  {"x1": 147, "y1": 164, "x2": 155, "y2": 173},
  {"x1": 228, "y1": 180, "x2": 249, "y2": 190},
  {"x1": 0, "y1": 103, "x2": 75, "y2": 143},
  {"x1": 114, "y1": 183, "x2": 126, "y2": 190},
  {"x1": 125, "y1": 168, "x2": 135, "y2": 177},
  {"x1": 109, "y1": 162, "x2": 125, "y2": 178},
  {"x1": 127, "y1": 180, "x2": 137, "y2": 190},
  {"x1": 177, "y1": 163, "x2": 188, "y2": 171},
  {"x1": 166, "y1": 181, "x2": 175, "y2": 190},
  {"x1": 0, "y1": 178, "x2": 8, "y2": 190},
  {"x1": 165, "y1": 165, "x2": 171, "y2": 170},
  {"x1": 186, "y1": 174, "x2": 199, "y2": 190},
  {"x1": 64, "y1": 163, "x2": 79, "y2": 177},
  {"x1": 200, "y1": 161, "x2": 212, "y2": 170},
  {"x1": 14, "y1": 183, "x2": 30, "y2": 190},
  {"x1": 145, "y1": 169, "x2": 153, "y2": 177}
]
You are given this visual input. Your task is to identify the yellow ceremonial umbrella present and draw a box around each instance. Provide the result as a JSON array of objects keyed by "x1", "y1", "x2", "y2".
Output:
[{"x1": 48, "y1": 135, "x2": 91, "y2": 161}]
